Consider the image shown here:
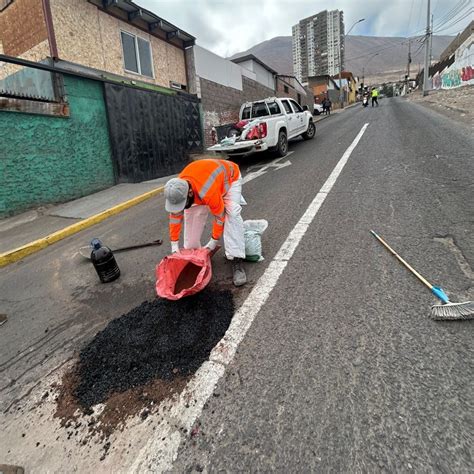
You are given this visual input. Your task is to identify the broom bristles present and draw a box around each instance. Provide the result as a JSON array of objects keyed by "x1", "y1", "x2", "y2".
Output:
[{"x1": 430, "y1": 301, "x2": 474, "y2": 320}]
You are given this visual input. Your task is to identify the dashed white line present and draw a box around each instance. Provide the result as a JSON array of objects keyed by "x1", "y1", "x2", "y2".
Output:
[{"x1": 131, "y1": 123, "x2": 369, "y2": 472}]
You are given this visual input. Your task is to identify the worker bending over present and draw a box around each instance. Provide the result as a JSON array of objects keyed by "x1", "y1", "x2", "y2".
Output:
[{"x1": 164, "y1": 158, "x2": 247, "y2": 286}]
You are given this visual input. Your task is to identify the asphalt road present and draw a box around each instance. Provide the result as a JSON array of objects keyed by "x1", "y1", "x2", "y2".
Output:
[{"x1": 1, "y1": 98, "x2": 473, "y2": 471}]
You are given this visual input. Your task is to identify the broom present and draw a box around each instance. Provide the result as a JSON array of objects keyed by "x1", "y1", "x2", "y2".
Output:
[{"x1": 371, "y1": 230, "x2": 474, "y2": 321}]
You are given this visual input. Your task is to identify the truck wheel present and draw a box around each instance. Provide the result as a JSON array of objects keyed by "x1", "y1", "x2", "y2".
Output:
[
  {"x1": 275, "y1": 130, "x2": 288, "y2": 157},
  {"x1": 302, "y1": 121, "x2": 315, "y2": 140}
]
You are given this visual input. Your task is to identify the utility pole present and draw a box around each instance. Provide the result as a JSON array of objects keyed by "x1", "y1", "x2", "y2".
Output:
[
  {"x1": 406, "y1": 40, "x2": 411, "y2": 94},
  {"x1": 429, "y1": 13, "x2": 434, "y2": 64},
  {"x1": 338, "y1": 37, "x2": 344, "y2": 109},
  {"x1": 423, "y1": 0, "x2": 431, "y2": 96}
]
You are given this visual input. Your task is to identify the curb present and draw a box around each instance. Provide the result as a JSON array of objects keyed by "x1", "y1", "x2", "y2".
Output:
[{"x1": 0, "y1": 186, "x2": 165, "y2": 268}]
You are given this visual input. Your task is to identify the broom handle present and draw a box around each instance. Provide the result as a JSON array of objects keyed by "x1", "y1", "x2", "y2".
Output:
[{"x1": 370, "y1": 230, "x2": 433, "y2": 290}]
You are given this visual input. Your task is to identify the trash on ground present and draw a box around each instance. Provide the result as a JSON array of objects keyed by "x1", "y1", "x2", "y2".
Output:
[
  {"x1": 156, "y1": 248, "x2": 217, "y2": 300},
  {"x1": 55, "y1": 288, "x2": 234, "y2": 436},
  {"x1": 244, "y1": 219, "x2": 268, "y2": 262},
  {"x1": 0, "y1": 314, "x2": 7, "y2": 326}
]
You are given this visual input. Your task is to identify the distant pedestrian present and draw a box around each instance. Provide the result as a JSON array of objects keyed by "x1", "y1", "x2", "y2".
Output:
[
  {"x1": 371, "y1": 88, "x2": 379, "y2": 107},
  {"x1": 323, "y1": 98, "x2": 331, "y2": 115}
]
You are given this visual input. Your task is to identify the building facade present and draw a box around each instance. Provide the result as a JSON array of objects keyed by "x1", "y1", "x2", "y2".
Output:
[
  {"x1": 0, "y1": 0, "x2": 194, "y2": 93},
  {"x1": 292, "y1": 9, "x2": 344, "y2": 84}
]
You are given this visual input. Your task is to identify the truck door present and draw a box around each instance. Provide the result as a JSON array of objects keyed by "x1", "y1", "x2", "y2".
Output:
[
  {"x1": 289, "y1": 100, "x2": 305, "y2": 133},
  {"x1": 281, "y1": 99, "x2": 299, "y2": 137}
]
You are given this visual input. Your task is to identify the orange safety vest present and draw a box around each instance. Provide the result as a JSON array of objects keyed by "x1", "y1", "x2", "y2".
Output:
[{"x1": 169, "y1": 159, "x2": 240, "y2": 242}]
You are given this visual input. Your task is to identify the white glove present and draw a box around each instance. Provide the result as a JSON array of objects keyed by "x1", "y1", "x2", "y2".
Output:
[
  {"x1": 171, "y1": 241, "x2": 180, "y2": 254},
  {"x1": 204, "y1": 238, "x2": 219, "y2": 251}
]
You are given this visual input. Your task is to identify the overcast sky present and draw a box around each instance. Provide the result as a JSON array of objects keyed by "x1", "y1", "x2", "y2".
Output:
[{"x1": 136, "y1": 0, "x2": 472, "y2": 57}]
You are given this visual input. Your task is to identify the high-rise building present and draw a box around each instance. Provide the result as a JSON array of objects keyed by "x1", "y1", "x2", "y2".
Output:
[{"x1": 292, "y1": 10, "x2": 344, "y2": 83}]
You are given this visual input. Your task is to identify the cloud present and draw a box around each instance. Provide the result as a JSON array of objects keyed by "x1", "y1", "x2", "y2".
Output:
[{"x1": 136, "y1": 0, "x2": 472, "y2": 56}]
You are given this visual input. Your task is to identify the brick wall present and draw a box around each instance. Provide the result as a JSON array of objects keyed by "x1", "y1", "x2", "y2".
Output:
[
  {"x1": 0, "y1": 75, "x2": 115, "y2": 217},
  {"x1": 0, "y1": 0, "x2": 47, "y2": 56},
  {"x1": 200, "y1": 76, "x2": 274, "y2": 147}
]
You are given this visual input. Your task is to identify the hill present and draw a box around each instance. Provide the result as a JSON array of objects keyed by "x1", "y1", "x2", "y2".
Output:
[{"x1": 230, "y1": 34, "x2": 454, "y2": 83}]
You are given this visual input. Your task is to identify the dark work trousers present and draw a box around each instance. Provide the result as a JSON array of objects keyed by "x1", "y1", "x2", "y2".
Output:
[{"x1": 372, "y1": 97, "x2": 378, "y2": 107}]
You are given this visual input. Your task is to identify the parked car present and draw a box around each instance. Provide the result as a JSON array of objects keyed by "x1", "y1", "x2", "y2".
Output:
[
  {"x1": 313, "y1": 103, "x2": 324, "y2": 115},
  {"x1": 208, "y1": 97, "x2": 315, "y2": 158}
]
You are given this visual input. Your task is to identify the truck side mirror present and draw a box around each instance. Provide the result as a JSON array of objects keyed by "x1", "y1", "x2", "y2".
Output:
[{"x1": 302, "y1": 105, "x2": 309, "y2": 111}]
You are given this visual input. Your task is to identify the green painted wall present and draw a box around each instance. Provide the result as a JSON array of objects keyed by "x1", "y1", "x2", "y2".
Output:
[{"x1": 0, "y1": 75, "x2": 115, "y2": 217}]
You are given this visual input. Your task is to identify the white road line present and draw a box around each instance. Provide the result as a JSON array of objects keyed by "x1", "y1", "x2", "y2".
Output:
[
  {"x1": 242, "y1": 152, "x2": 294, "y2": 184},
  {"x1": 131, "y1": 123, "x2": 369, "y2": 472}
]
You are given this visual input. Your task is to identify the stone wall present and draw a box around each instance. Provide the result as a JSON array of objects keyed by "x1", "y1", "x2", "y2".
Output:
[
  {"x1": 0, "y1": 75, "x2": 115, "y2": 217},
  {"x1": 49, "y1": 0, "x2": 187, "y2": 89}
]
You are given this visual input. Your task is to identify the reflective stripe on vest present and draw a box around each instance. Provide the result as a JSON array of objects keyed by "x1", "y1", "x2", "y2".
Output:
[
  {"x1": 170, "y1": 213, "x2": 183, "y2": 223},
  {"x1": 199, "y1": 164, "x2": 227, "y2": 200}
]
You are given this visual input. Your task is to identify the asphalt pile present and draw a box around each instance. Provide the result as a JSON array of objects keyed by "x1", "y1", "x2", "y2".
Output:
[{"x1": 73, "y1": 288, "x2": 234, "y2": 409}]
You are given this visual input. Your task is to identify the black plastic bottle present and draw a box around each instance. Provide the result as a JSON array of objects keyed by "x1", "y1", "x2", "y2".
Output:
[{"x1": 90, "y1": 238, "x2": 120, "y2": 283}]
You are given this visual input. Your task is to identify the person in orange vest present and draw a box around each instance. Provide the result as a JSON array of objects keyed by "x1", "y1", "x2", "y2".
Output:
[{"x1": 164, "y1": 158, "x2": 247, "y2": 286}]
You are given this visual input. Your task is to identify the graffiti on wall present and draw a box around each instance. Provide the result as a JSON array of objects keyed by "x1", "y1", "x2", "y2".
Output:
[{"x1": 439, "y1": 38, "x2": 473, "y2": 89}]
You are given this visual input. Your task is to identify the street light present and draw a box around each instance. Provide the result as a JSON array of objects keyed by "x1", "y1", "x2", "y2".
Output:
[
  {"x1": 339, "y1": 18, "x2": 365, "y2": 109},
  {"x1": 362, "y1": 52, "x2": 380, "y2": 90}
]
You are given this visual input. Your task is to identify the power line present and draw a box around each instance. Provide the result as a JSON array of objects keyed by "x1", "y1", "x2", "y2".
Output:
[
  {"x1": 433, "y1": 0, "x2": 469, "y2": 28},
  {"x1": 434, "y1": 9, "x2": 473, "y2": 33},
  {"x1": 344, "y1": 39, "x2": 409, "y2": 62},
  {"x1": 415, "y1": 0, "x2": 424, "y2": 32}
]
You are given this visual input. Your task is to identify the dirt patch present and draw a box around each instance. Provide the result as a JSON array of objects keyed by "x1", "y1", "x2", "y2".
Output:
[{"x1": 55, "y1": 288, "x2": 234, "y2": 438}]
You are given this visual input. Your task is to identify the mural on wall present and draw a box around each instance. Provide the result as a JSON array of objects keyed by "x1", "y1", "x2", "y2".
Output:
[{"x1": 440, "y1": 38, "x2": 473, "y2": 89}]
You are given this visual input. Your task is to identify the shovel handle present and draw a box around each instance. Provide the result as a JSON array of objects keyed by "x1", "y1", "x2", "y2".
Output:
[
  {"x1": 113, "y1": 240, "x2": 163, "y2": 253},
  {"x1": 370, "y1": 230, "x2": 434, "y2": 290}
]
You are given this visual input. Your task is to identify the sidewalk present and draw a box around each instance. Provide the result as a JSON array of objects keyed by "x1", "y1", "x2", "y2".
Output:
[{"x1": 0, "y1": 175, "x2": 172, "y2": 264}]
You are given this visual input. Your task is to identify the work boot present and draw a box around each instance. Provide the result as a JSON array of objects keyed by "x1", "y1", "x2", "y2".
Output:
[{"x1": 231, "y1": 258, "x2": 247, "y2": 287}]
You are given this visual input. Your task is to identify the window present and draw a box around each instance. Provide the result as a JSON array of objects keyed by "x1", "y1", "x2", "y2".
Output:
[
  {"x1": 121, "y1": 31, "x2": 153, "y2": 78},
  {"x1": 290, "y1": 100, "x2": 303, "y2": 113},
  {"x1": 284, "y1": 85, "x2": 289, "y2": 93},
  {"x1": 281, "y1": 100, "x2": 293, "y2": 114},
  {"x1": 241, "y1": 106, "x2": 251, "y2": 120},
  {"x1": 267, "y1": 102, "x2": 281, "y2": 115},
  {"x1": 251, "y1": 102, "x2": 270, "y2": 118}
]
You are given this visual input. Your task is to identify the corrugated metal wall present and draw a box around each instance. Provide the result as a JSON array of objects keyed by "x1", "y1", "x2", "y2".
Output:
[{"x1": 104, "y1": 84, "x2": 203, "y2": 183}]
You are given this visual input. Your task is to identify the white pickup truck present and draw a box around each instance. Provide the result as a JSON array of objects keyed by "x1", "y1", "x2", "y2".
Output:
[{"x1": 207, "y1": 97, "x2": 315, "y2": 158}]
